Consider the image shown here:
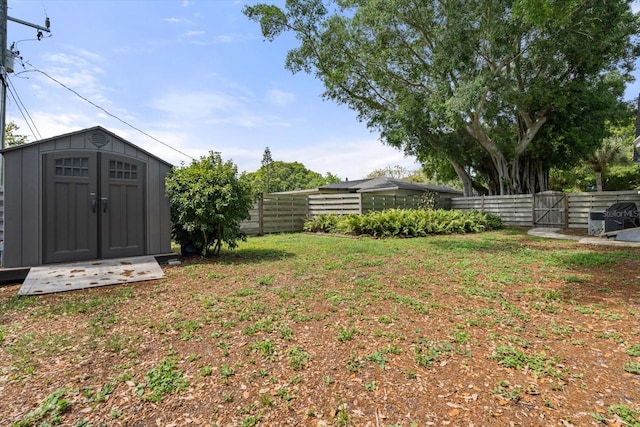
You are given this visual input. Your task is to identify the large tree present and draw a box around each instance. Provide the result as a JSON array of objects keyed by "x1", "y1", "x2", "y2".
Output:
[
  {"x1": 241, "y1": 160, "x2": 341, "y2": 195},
  {"x1": 244, "y1": 0, "x2": 639, "y2": 195}
]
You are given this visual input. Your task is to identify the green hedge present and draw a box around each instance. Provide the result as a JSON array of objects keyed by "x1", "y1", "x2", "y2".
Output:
[{"x1": 303, "y1": 209, "x2": 503, "y2": 237}]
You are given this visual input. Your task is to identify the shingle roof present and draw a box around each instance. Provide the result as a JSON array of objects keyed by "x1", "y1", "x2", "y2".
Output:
[{"x1": 320, "y1": 177, "x2": 462, "y2": 194}]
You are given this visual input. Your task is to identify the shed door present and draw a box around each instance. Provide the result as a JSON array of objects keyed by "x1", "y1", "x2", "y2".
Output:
[{"x1": 44, "y1": 152, "x2": 146, "y2": 264}]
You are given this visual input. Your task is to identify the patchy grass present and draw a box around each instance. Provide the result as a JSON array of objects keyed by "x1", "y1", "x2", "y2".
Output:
[{"x1": 1, "y1": 230, "x2": 640, "y2": 425}]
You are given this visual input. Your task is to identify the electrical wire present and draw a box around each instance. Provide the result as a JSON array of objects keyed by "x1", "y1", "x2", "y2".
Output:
[
  {"x1": 18, "y1": 64, "x2": 195, "y2": 161},
  {"x1": 6, "y1": 75, "x2": 42, "y2": 140}
]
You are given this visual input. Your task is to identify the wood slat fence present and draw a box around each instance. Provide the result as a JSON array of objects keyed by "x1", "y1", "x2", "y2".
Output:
[
  {"x1": 241, "y1": 193, "x2": 425, "y2": 236},
  {"x1": 450, "y1": 190, "x2": 640, "y2": 229}
]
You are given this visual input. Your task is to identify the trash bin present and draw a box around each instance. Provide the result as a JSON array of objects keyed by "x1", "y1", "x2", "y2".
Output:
[{"x1": 604, "y1": 202, "x2": 639, "y2": 233}]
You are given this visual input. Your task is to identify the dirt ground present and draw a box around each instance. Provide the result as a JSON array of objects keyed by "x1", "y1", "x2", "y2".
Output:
[{"x1": 1, "y1": 230, "x2": 640, "y2": 426}]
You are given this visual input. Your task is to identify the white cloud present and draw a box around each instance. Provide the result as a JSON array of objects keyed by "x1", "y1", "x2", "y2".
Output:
[
  {"x1": 265, "y1": 89, "x2": 295, "y2": 106},
  {"x1": 184, "y1": 30, "x2": 205, "y2": 37},
  {"x1": 277, "y1": 138, "x2": 420, "y2": 180},
  {"x1": 150, "y1": 90, "x2": 292, "y2": 128}
]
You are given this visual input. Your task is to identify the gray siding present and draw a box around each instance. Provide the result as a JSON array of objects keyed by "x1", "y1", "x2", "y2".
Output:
[{"x1": 1, "y1": 127, "x2": 172, "y2": 268}]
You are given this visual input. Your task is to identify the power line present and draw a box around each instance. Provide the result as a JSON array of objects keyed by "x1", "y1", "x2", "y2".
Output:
[
  {"x1": 6, "y1": 74, "x2": 42, "y2": 139},
  {"x1": 19, "y1": 63, "x2": 195, "y2": 161}
]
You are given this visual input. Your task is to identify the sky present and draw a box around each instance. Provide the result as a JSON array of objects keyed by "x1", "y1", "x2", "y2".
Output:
[{"x1": 4, "y1": 0, "x2": 640, "y2": 181}]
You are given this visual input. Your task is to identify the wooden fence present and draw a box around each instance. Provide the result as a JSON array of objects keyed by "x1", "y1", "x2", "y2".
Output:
[
  {"x1": 240, "y1": 194, "x2": 308, "y2": 236},
  {"x1": 451, "y1": 190, "x2": 640, "y2": 229},
  {"x1": 241, "y1": 193, "x2": 426, "y2": 236}
]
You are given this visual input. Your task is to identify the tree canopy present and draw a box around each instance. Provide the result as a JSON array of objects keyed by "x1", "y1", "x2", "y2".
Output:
[
  {"x1": 244, "y1": 0, "x2": 640, "y2": 195},
  {"x1": 241, "y1": 158, "x2": 341, "y2": 195},
  {"x1": 5, "y1": 122, "x2": 29, "y2": 147},
  {"x1": 550, "y1": 114, "x2": 640, "y2": 192}
]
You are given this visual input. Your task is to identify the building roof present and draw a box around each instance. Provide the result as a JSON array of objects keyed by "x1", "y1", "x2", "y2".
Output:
[
  {"x1": 320, "y1": 177, "x2": 463, "y2": 194},
  {"x1": 0, "y1": 126, "x2": 173, "y2": 167}
]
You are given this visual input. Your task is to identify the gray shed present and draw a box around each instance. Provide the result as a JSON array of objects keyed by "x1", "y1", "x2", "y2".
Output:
[{"x1": 1, "y1": 126, "x2": 173, "y2": 268}]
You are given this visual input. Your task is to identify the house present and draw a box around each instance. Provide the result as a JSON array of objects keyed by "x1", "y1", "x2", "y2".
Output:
[
  {"x1": 1, "y1": 126, "x2": 173, "y2": 268},
  {"x1": 317, "y1": 177, "x2": 463, "y2": 198}
]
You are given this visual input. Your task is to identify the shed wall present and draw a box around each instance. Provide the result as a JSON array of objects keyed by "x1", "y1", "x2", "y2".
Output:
[{"x1": 2, "y1": 128, "x2": 172, "y2": 268}]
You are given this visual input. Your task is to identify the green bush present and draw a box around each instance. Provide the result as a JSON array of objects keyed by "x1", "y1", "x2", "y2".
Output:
[
  {"x1": 303, "y1": 209, "x2": 502, "y2": 237},
  {"x1": 166, "y1": 152, "x2": 254, "y2": 256}
]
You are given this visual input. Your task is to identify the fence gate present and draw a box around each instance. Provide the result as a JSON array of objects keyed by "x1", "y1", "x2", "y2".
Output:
[{"x1": 533, "y1": 192, "x2": 567, "y2": 227}]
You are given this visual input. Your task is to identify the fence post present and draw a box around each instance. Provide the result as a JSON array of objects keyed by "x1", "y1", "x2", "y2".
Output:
[
  {"x1": 531, "y1": 193, "x2": 536, "y2": 227},
  {"x1": 564, "y1": 192, "x2": 569, "y2": 228},
  {"x1": 258, "y1": 193, "x2": 264, "y2": 236}
]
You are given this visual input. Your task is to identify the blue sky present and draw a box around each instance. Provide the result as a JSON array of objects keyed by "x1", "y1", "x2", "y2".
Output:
[{"x1": 5, "y1": 0, "x2": 640, "y2": 180}]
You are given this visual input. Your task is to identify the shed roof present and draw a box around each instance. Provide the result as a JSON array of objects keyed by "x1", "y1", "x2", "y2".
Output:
[{"x1": 1, "y1": 126, "x2": 173, "y2": 167}]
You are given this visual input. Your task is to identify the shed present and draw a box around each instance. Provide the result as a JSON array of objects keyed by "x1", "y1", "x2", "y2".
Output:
[{"x1": 1, "y1": 126, "x2": 173, "y2": 268}]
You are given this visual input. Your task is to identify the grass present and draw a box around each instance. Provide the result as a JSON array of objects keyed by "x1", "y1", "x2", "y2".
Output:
[{"x1": 2, "y1": 230, "x2": 640, "y2": 425}]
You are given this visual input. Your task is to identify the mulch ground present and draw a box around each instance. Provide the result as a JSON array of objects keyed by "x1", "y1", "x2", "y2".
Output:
[{"x1": 1, "y1": 231, "x2": 640, "y2": 426}]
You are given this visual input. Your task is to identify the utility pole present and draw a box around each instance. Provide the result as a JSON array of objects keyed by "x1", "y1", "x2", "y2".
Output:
[{"x1": 0, "y1": 0, "x2": 50, "y2": 183}]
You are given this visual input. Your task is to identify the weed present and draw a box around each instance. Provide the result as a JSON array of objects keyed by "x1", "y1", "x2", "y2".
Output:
[
  {"x1": 346, "y1": 354, "x2": 364, "y2": 372},
  {"x1": 250, "y1": 339, "x2": 276, "y2": 361},
  {"x1": 337, "y1": 325, "x2": 359, "y2": 342},
  {"x1": 366, "y1": 350, "x2": 388, "y2": 369},
  {"x1": 276, "y1": 387, "x2": 296, "y2": 407},
  {"x1": 12, "y1": 388, "x2": 70, "y2": 427},
  {"x1": 220, "y1": 364, "x2": 235, "y2": 383},
  {"x1": 279, "y1": 323, "x2": 294, "y2": 340},
  {"x1": 595, "y1": 332, "x2": 624, "y2": 344},
  {"x1": 624, "y1": 361, "x2": 640, "y2": 374},
  {"x1": 626, "y1": 344, "x2": 640, "y2": 357},
  {"x1": 492, "y1": 381, "x2": 521, "y2": 402},
  {"x1": 243, "y1": 316, "x2": 276, "y2": 335},
  {"x1": 260, "y1": 392, "x2": 273, "y2": 407},
  {"x1": 414, "y1": 340, "x2": 453, "y2": 367},
  {"x1": 258, "y1": 275, "x2": 274, "y2": 286},
  {"x1": 187, "y1": 353, "x2": 201, "y2": 362},
  {"x1": 141, "y1": 358, "x2": 188, "y2": 402},
  {"x1": 287, "y1": 346, "x2": 310, "y2": 370},
  {"x1": 452, "y1": 329, "x2": 471, "y2": 344},
  {"x1": 200, "y1": 366, "x2": 213, "y2": 377},
  {"x1": 492, "y1": 345, "x2": 563, "y2": 379},
  {"x1": 574, "y1": 305, "x2": 594, "y2": 315},
  {"x1": 335, "y1": 402, "x2": 352, "y2": 426},
  {"x1": 607, "y1": 404, "x2": 640, "y2": 425},
  {"x1": 242, "y1": 414, "x2": 262, "y2": 427},
  {"x1": 364, "y1": 381, "x2": 377, "y2": 391}
]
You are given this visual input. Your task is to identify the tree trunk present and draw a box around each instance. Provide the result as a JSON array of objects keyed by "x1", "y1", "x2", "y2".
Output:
[
  {"x1": 595, "y1": 172, "x2": 603, "y2": 192},
  {"x1": 445, "y1": 154, "x2": 474, "y2": 197}
]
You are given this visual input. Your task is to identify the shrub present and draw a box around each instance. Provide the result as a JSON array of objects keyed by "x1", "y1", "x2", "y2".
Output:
[
  {"x1": 303, "y1": 209, "x2": 502, "y2": 237},
  {"x1": 303, "y1": 213, "x2": 341, "y2": 233},
  {"x1": 166, "y1": 152, "x2": 254, "y2": 256}
]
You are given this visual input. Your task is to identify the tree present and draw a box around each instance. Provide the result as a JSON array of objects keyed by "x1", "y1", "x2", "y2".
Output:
[
  {"x1": 589, "y1": 138, "x2": 625, "y2": 192},
  {"x1": 165, "y1": 152, "x2": 253, "y2": 256},
  {"x1": 549, "y1": 114, "x2": 640, "y2": 192},
  {"x1": 241, "y1": 160, "x2": 341, "y2": 195},
  {"x1": 261, "y1": 146, "x2": 274, "y2": 193},
  {"x1": 5, "y1": 121, "x2": 28, "y2": 147},
  {"x1": 367, "y1": 165, "x2": 409, "y2": 179},
  {"x1": 244, "y1": 0, "x2": 639, "y2": 196}
]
